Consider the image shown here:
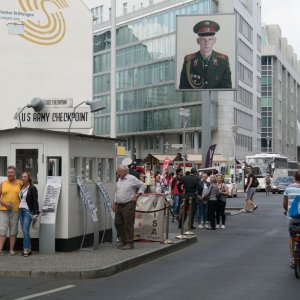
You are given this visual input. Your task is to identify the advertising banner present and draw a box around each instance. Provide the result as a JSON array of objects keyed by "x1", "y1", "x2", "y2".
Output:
[
  {"x1": 134, "y1": 194, "x2": 165, "y2": 241},
  {"x1": 176, "y1": 14, "x2": 237, "y2": 90}
]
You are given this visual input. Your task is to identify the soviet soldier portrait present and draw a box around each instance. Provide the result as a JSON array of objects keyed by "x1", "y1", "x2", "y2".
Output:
[{"x1": 179, "y1": 20, "x2": 232, "y2": 89}]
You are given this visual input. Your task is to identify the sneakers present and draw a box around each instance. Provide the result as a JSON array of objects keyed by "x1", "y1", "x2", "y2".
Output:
[
  {"x1": 205, "y1": 224, "x2": 210, "y2": 229},
  {"x1": 215, "y1": 224, "x2": 220, "y2": 229},
  {"x1": 198, "y1": 224, "x2": 204, "y2": 229},
  {"x1": 253, "y1": 206, "x2": 258, "y2": 211},
  {"x1": 221, "y1": 225, "x2": 226, "y2": 229}
]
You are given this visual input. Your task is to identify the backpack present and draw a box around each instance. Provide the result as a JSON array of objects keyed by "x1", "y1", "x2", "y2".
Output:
[
  {"x1": 252, "y1": 176, "x2": 259, "y2": 188},
  {"x1": 288, "y1": 196, "x2": 300, "y2": 219}
]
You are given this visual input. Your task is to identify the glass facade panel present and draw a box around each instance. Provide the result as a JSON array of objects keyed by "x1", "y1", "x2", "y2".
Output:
[{"x1": 93, "y1": 0, "x2": 217, "y2": 136}]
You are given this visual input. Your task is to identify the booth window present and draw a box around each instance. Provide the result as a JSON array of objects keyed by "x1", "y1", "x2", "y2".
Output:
[
  {"x1": 85, "y1": 159, "x2": 93, "y2": 182},
  {"x1": 97, "y1": 158, "x2": 103, "y2": 181},
  {"x1": 47, "y1": 157, "x2": 62, "y2": 176},
  {"x1": 104, "y1": 158, "x2": 114, "y2": 182},
  {"x1": 0, "y1": 157, "x2": 7, "y2": 176},
  {"x1": 16, "y1": 149, "x2": 38, "y2": 183}
]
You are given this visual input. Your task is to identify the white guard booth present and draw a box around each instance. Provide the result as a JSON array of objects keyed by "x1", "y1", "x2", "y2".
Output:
[{"x1": 0, "y1": 128, "x2": 118, "y2": 252}]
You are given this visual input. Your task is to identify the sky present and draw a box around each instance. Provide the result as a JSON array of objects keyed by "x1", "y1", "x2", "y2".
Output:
[{"x1": 261, "y1": 0, "x2": 300, "y2": 58}]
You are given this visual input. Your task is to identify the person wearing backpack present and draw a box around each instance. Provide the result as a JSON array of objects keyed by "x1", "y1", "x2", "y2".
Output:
[
  {"x1": 241, "y1": 165, "x2": 258, "y2": 213},
  {"x1": 283, "y1": 171, "x2": 300, "y2": 269}
]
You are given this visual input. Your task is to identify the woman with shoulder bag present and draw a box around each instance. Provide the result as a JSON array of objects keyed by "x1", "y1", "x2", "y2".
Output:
[
  {"x1": 19, "y1": 171, "x2": 39, "y2": 257},
  {"x1": 207, "y1": 176, "x2": 219, "y2": 230},
  {"x1": 216, "y1": 175, "x2": 229, "y2": 229}
]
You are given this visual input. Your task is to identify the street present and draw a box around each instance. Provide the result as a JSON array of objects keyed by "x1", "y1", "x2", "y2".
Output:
[{"x1": 1, "y1": 192, "x2": 299, "y2": 300}]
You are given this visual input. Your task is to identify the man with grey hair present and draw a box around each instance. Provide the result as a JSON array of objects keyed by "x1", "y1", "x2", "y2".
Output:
[{"x1": 113, "y1": 164, "x2": 146, "y2": 250}]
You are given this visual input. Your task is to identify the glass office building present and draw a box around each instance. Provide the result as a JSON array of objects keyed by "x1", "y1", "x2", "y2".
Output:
[{"x1": 90, "y1": 0, "x2": 262, "y2": 163}]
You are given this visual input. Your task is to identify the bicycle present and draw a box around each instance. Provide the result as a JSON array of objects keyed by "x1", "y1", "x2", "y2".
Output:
[{"x1": 292, "y1": 225, "x2": 300, "y2": 278}]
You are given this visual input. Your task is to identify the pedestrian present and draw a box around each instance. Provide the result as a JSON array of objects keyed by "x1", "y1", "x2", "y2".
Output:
[
  {"x1": 177, "y1": 168, "x2": 199, "y2": 229},
  {"x1": 206, "y1": 175, "x2": 219, "y2": 230},
  {"x1": 170, "y1": 168, "x2": 183, "y2": 221},
  {"x1": 283, "y1": 171, "x2": 300, "y2": 269},
  {"x1": 19, "y1": 171, "x2": 39, "y2": 257},
  {"x1": 0, "y1": 166, "x2": 21, "y2": 255},
  {"x1": 216, "y1": 175, "x2": 229, "y2": 229},
  {"x1": 196, "y1": 172, "x2": 210, "y2": 228},
  {"x1": 113, "y1": 164, "x2": 146, "y2": 250},
  {"x1": 241, "y1": 165, "x2": 258, "y2": 212}
]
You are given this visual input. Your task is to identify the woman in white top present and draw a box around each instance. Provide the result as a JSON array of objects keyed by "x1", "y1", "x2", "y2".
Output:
[{"x1": 19, "y1": 171, "x2": 39, "y2": 257}]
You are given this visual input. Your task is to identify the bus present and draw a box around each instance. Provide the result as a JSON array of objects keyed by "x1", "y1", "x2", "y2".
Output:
[
  {"x1": 245, "y1": 153, "x2": 288, "y2": 191},
  {"x1": 288, "y1": 160, "x2": 300, "y2": 176}
]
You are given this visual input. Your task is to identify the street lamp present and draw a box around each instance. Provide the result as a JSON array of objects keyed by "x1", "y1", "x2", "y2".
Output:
[
  {"x1": 232, "y1": 124, "x2": 238, "y2": 183},
  {"x1": 17, "y1": 97, "x2": 45, "y2": 127},
  {"x1": 68, "y1": 99, "x2": 106, "y2": 132},
  {"x1": 179, "y1": 107, "x2": 190, "y2": 174}
]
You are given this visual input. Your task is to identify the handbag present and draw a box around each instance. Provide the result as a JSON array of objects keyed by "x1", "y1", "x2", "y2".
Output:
[{"x1": 288, "y1": 195, "x2": 300, "y2": 219}]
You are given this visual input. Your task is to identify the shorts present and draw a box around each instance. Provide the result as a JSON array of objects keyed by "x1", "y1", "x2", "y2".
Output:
[
  {"x1": 289, "y1": 221, "x2": 300, "y2": 238},
  {"x1": 0, "y1": 211, "x2": 19, "y2": 236},
  {"x1": 245, "y1": 187, "x2": 255, "y2": 200}
]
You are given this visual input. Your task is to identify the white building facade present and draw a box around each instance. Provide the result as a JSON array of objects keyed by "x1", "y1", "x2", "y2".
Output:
[
  {"x1": 0, "y1": 0, "x2": 93, "y2": 130},
  {"x1": 85, "y1": 0, "x2": 262, "y2": 165},
  {"x1": 261, "y1": 24, "x2": 300, "y2": 161}
]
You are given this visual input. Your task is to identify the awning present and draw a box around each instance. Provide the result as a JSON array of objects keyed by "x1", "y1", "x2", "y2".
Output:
[
  {"x1": 186, "y1": 154, "x2": 227, "y2": 163},
  {"x1": 142, "y1": 153, "x2": 180, "y2": 164}
]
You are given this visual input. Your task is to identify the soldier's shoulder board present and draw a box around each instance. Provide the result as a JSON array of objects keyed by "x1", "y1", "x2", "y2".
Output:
[
  {"x1": 185, "y1": 52, "x2": 197, "y2": 61},
  {"x1": 215, "y1": 52, "x2": 229, "y2": 60}
]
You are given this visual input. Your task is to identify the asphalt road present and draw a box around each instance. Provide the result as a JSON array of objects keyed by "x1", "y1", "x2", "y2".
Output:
[{"x1": 1, "y1": 192, "x2": 299, "y2": 300}]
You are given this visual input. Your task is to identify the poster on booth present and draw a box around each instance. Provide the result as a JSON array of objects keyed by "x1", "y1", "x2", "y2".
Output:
[
  {"x1": 134, "y1": 194, "x2": 165, "y2": 241},
  {"x1": 40, "y1": 176, "x2": 62, "y2": 224}
]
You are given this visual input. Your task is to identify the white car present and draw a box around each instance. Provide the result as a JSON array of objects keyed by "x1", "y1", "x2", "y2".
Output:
[{"x1": 224, "y1": 178, "x2": 238, "y2": 197}]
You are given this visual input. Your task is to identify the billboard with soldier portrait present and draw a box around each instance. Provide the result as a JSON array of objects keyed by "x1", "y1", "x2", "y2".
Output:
[{"x1": 176, "y1": 14, "x2": 237, "y2": 90}]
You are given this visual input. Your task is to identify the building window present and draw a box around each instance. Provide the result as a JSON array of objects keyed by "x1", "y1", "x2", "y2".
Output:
[{"x1": 123, "y1": 2, "x2": 128, "y2": 15}]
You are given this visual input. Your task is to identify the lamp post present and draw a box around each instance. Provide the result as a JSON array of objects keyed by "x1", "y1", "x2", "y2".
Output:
[
  {"x1": 232, "y1": 125, "x2": 238, "y2": 183},
  {"x1": 179, "y1": 108, "x2": 190, "y2": 174}
]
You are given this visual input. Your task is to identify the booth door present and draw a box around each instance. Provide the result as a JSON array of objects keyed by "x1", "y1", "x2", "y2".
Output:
[{"x1": 10, "y1": 144, "x2": 44, "y2": 191}]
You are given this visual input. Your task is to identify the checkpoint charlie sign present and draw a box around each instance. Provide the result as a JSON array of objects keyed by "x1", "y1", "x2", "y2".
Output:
[
  {"x1": 17, "y1": 98, "x2": 92, "y2": 129},
  {"x1": 19, "y1": 107, "x2": 92, "y2": 129}
]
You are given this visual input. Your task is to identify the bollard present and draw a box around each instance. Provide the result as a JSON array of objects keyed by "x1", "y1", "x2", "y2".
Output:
[
  {"x1": 184, "y1": 197, "x2": 196, "y2": 235},
  {"x1": 161, "y1": 200, "x2": 174, "y2": 244},
  {"x1": 176, "y1": 197, "x2": 188, "y2": 240}
]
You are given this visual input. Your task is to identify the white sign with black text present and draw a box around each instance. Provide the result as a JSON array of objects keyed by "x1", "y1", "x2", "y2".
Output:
[{"x1": 40, "y1": 176, "x2": 62, "y2": 224}]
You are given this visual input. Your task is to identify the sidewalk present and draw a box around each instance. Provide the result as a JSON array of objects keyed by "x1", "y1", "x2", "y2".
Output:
[{"x1": 0, "y1": 234, "x2": 196, "y2": 280}]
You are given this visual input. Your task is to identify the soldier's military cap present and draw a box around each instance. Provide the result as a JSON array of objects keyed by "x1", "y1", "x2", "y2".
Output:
[{"x1": 193, "y1": 20, "x2": 220, "y2": 36}]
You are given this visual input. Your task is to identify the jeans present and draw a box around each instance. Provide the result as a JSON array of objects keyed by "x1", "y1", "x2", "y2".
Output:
[
  {"x1": 195, "y1": 202, "x2": 208, "y2": 224},
  {"x1": 19, "y1": 208, "x2": 32, "y2": 251},
  {"x1": 172, "y1": 194, "x2": 182, "y2": 217},
  {"x1": 208, "y1": 200, "x2": 218, "y2": 228},
  {"x1": 216, "y1": 200, "x2": 226, "y2": 225}
]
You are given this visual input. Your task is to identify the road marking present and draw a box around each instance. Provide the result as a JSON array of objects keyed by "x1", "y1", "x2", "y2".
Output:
[
  {"x1": 13, "y1": 285, "x2": 76, "y2": 300},
  {"x1": 128, "y1": 282, "x2": 174, "y2": 298}
]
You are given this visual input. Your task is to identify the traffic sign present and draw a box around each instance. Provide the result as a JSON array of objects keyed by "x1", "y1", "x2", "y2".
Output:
[{"x1": 172, "y1": 144, "x2": 183, "y2": 148}]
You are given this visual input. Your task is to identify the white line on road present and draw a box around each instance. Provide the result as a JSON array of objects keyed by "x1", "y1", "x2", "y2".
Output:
[{"x1": 13, "y1": 285, "x2": 76, "y2": 300}]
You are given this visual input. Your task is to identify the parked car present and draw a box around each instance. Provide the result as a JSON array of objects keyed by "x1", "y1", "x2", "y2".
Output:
[
  {"x1": 272, "y1": 176, "x2": 294, "y2": 194},
  {"x1": 224, "y1": 177, "x2": 238, "y2": 197}
]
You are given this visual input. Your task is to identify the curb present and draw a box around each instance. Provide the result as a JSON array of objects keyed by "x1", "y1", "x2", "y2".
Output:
[{"x1": 0, "y1": 236, "x2": 197, "y2": 280}]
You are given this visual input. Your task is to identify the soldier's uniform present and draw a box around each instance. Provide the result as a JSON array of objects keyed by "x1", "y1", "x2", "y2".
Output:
[
  {"x1": 179, "y1": 20, "x2": 232, "y2": 89},
  {"x1": 179, "y1": 50, "x2": 232, "y2": 89}
]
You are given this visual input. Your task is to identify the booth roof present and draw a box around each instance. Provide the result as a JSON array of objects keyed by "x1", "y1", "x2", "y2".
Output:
[
  {"x1": 187, "y1": 154, "x2": 227, "y2": 163},
  {"x1": 0, "y1": 127, "x2": 124, "y2": 142}
]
